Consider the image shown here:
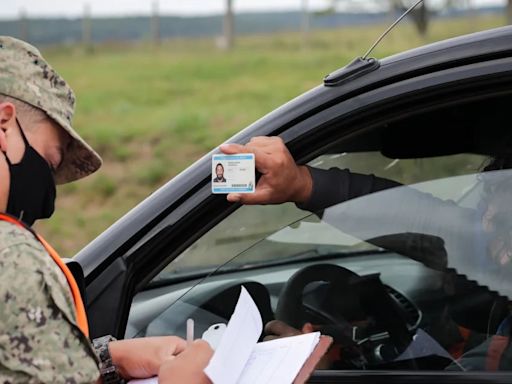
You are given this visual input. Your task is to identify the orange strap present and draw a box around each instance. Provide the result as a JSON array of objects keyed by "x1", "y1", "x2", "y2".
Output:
[
  {"x1": 0, "y1": 214, "x2": 89, "y2": 337},
  {"x1": 449, "y1": 326, "x2": 472, "y2": 359},
  {"x1": 485, "y1": 335, "x2": 509, "y2": 371}
]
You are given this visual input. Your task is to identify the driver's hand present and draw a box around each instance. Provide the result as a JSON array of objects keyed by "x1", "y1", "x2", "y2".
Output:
[
  {"x1": 264, "y1": 320, "x2": 332, "y2": 369},
  {"x1": 220, "y1": 137, "x2": 313, "y2": 205},
  {"x1": 263, "y1": 320, "x2": 315, "y2": 341}
]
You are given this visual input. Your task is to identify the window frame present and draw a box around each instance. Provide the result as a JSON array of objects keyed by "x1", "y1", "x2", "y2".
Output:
[{"x1": 85, "y1": 57, "x2": 512, "y2": 344}]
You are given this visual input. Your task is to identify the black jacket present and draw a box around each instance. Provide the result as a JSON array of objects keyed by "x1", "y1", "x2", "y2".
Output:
[{"x1": 297, "y1": 166, "x2": 401, "y2": 212}]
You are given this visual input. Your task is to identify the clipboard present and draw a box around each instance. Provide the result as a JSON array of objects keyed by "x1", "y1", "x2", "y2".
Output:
[{"x1": 294, "y1": 335, "x2": 334, "y2": 384}]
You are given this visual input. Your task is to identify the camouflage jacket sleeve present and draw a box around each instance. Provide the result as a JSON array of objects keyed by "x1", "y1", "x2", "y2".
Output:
[{"x1": 0, "y1": 222, "x2": 100, "y2": 384}]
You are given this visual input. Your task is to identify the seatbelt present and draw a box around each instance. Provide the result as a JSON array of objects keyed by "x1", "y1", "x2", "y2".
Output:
[{"x1": 0, "y1": 213, "x2": 89, "y2": 337}]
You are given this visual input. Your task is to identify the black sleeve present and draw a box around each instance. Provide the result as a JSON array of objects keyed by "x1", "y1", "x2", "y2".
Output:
[{"x1": 296, "y1": 166, "x2": 402, "y2": 213}]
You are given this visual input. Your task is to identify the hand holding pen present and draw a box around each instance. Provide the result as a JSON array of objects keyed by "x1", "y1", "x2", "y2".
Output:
[{"x1": 159, "y1": 318, "x2": 213, "y2": 384}]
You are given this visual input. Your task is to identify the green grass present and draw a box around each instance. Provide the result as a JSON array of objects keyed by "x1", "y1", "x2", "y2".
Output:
[{"x1": 35, "y1": 14, "x2": 508, "y2": 257}]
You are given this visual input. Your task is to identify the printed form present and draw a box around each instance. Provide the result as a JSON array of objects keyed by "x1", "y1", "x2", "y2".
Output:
[
  {"x1": 205, "y1": 286, "x2": 320, "y2": 384},
  {"x1": 129, "y1": 286, "x2": 321, "y2": 384},
  {"x1": 237, "y1": 332, "x2": 320, "y2": 384},
  {"x1": 204, "y1": 286, "x2": 263, "y2": 384}
]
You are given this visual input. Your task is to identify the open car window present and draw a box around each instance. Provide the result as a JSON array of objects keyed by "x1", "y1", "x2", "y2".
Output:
[
  {"x1": 127, "y1": 150, "x2": 512, "y2": 372},
  {"x1": 152, "y1": 152, "x2": 485, "y2": 282}
]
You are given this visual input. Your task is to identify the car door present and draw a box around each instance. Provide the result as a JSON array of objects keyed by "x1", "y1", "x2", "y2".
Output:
[
  {"x1": 76, "y1": 20, "x2": 512, "y2": 342},
  {"x1": 128, "y1": 90, "x2": 512, "y2": 383}
]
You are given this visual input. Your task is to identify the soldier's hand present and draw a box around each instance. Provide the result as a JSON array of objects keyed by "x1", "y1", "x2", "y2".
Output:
[
  {"x1": 220, "y1": 137, "x2": 313, "y2": 205},
  {"x1": 159, "y1": 340, "x2": 213, "y2": 384},
  {"x1": 108, "y1": 336, "x2": 186, "y2": 380}
]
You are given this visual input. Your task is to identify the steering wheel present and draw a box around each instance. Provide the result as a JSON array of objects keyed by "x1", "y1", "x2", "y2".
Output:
[
  {"x1": 275, "y1": 264, "x2": 412, "y2": 355},
  {"x1": 275, "y1": 264, "x2": 359, "y2": 328}
]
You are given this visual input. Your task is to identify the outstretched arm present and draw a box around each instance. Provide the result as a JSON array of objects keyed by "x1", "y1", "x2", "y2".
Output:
[{"x1": 220, "y1": 136, "x2": 400, "y2": 211}]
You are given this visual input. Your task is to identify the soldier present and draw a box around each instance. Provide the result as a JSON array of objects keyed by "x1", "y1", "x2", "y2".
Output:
[{"x1": 0, "y1": 36, "x2": 213, "y2": 383}]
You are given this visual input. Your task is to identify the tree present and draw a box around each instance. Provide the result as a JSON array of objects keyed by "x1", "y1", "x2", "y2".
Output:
[
  {"x1": 390, "y1": 0, "x2": 429, "y2": 37},
  {"x1": 331, "y1": 0, "x2": 431, "y2": 37},
  {"x1": 332, "y1": 0, "x2": 487, "y2": 38}
]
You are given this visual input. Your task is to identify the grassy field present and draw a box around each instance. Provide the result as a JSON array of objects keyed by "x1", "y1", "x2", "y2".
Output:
[{"x1": 35, "y1": 14, "x2": 507, "y2": 257}]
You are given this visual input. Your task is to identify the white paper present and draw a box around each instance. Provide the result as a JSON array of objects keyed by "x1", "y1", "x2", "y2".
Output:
[
  {"x1": 129, "y1": 289, "x2": 320, "y2": 384},
  {"x1": 238, "y1": 332, "x2": 320, "y2": 384},
  {"x1": 204, "y1": 286, "x2": 263, "y2": 384}
]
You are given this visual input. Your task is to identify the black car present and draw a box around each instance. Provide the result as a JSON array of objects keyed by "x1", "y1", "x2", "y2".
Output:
[{"x1": 75, "y1": 26, "x2": 512, "y2": 383}]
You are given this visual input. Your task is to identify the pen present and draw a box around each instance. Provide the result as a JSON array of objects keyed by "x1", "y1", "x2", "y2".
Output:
[{"x1": 186, "y1": 318, "x2": 194, "y2": 346}]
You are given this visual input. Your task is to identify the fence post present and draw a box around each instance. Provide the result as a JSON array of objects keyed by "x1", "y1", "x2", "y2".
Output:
[
  {"x1": 82, "y1": 3, "x2": 93, "y2": 53},
  {"x1": 19, "y1": 8, "x2": 29, "y2": 42},
  {"x1": 223, "y1": 0, "x2": 234, "y2": 50},
  {"x1": 507, "y1": 0, "x2": 512, "y2": 25},
  {"x1": 151, "y1": 0, "x2": 161, "y2": 45},
  {"x1": 301, "y1": 0, "x2": 310, "y2": 49}
]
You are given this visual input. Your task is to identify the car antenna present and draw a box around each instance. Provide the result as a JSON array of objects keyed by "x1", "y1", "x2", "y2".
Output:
[
  {"x1": 324, "y1": 0, "x2": 424, "y2": 87},
  {"x1": 362, "y1": 0, "x2": 424, "y2": 60}
]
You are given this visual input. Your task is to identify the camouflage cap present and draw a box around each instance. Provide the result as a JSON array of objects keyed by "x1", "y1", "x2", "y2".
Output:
[{"x1": 0, "y1": 36, "x2": 102, "y2": 184}]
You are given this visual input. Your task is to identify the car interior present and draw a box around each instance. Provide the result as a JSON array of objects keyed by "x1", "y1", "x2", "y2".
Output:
[{"x1": 124, "y1": 89, "x2": 512, "y2": 372}]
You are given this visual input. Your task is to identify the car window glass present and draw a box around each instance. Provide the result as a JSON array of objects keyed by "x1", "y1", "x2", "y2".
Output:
[
  {"x1": 129, "y1": 166, "x2": 512, "y2": 371},
  {"x1": 152, "y1": 152, "x2": 485, "y2": 282},
  {"x1": 126, "y1": 151, "x2": 512, "y2": 372}
]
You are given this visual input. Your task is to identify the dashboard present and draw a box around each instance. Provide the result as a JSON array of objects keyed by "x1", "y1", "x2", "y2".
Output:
[
  {"x1": 127, "y1": 251, "x2": 508, "y2": 369},
  {"x1": 127, "y1": 253, "x2": 438, "y2": 340}
]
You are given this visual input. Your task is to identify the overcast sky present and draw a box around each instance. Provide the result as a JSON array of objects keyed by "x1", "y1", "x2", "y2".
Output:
[{"x1": 2, "y1": 0, "x2": 506, "y2": 19}]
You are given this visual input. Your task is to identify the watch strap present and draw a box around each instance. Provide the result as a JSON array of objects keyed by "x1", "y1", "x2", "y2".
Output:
[{"x1": 92, "y1": 335, "x2": 126, "y2": 384}]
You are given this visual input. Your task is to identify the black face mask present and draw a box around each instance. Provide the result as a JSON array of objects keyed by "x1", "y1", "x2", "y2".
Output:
[{"x1": 3, "y1": 119, "x2": 56, "y2": 226}]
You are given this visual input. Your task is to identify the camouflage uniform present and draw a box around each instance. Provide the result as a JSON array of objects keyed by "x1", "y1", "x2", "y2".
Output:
[
  {"x1": 0, "y1": 221, "x2": 100, "y2": 383},
  {"x1": 0, "y1": 37, "x2": 104, "y2": 383}
]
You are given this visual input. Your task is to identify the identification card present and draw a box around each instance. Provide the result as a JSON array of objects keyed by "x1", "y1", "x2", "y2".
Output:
[{"x1": 212, "y1": 153, "x2": 255, "y2": 194}]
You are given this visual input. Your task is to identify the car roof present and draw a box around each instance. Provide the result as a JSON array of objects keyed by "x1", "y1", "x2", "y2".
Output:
[{"x1": 76, "y1": 26, "x2": 512, "y2": 275}]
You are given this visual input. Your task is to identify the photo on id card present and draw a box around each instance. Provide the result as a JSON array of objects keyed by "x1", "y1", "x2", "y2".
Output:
[{"x1": 212, "y1": 153, "x2": 255, "y2": 194}]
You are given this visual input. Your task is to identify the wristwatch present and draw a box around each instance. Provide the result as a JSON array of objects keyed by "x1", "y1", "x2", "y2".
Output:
[{"x1": 92, "y1": 335, "x2": 126, "y2": 384}]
